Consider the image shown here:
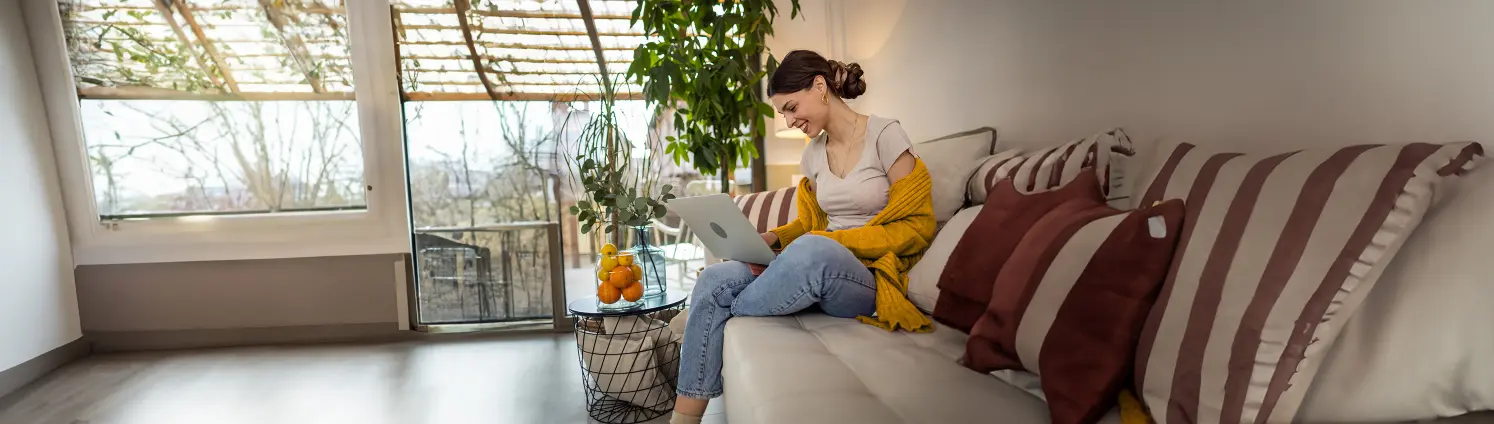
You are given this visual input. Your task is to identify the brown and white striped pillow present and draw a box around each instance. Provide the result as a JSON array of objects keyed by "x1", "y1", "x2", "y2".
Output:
[
  {"x1": 734, "y1": 186, "x2": 798, "y2": 234},
  {"x1": 962, "y1": 177, "x2": 1187, "y2": 424},
  {"x1": 1132, "y1": 141, "x2": 1484, "y2": 424},
  {"x1": 967, "y1": 128, "x2": 1135, "y2": 207}
]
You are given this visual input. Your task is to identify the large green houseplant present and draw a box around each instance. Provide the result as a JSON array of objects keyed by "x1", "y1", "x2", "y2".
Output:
[{"x1": 627, "y1": 0, "x2": 801, "y2": 192}]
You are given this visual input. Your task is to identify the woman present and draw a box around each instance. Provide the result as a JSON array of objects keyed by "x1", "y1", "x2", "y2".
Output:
[{"x1": 670, "y1": 50, "x2": 938, "y2": 424}]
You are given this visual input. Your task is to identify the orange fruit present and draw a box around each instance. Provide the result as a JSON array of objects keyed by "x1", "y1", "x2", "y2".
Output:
[
  {"x1": 629, "y1": 264, "x2": 644, "y2": 282},
  {"x1": 598, "y1": 283, "x2": 622, "y2": 304},
  {"x1": 617, "y1": 252, "x2": 634, "y2": 266},
  {"x1": 622, "y1": 282, "x2": 644, "y2": 302},
  {"x1": 607, "y1": 267, "x2": 634, "y2": 289}
]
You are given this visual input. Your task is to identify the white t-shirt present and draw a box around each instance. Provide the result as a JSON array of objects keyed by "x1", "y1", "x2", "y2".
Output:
[{"x1": 799, "y1": 115, "x2": 915, "y2": 231}]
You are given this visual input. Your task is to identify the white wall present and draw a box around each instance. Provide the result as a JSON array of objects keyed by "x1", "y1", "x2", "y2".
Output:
[
  {"x1": 0, "y1": 0, "x2": 84, "y2": 371},
  {"x1": 843, "y1": 0, "x2": 1494, "y2": 155}
]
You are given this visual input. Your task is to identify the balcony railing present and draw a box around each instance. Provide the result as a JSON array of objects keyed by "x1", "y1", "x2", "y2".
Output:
[{"x1": 412, "y1": 221, "x2": 565, "y2": 329}]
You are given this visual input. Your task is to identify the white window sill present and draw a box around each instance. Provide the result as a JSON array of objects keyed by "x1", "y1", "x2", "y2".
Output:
[
  {"x1": 71, "y1": 234, "x2": 408, "y2": 266},
  {"x1": 70, "y1": 211, "x2": 410, "y2": 265}
]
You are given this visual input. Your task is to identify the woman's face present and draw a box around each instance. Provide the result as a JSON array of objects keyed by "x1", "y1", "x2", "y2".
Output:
[{"x1": 770, "y1": 76, "x2": 831, "y2": 137}]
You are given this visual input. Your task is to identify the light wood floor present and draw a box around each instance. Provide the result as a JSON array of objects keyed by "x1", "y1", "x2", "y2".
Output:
[{"x1": 0, "y1": 333, "x2": 725, "y2": 424}]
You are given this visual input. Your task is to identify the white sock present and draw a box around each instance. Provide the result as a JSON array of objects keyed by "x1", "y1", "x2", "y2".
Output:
[{"x1": 669, "y1": 412, "x2": 703, "y2": 424}]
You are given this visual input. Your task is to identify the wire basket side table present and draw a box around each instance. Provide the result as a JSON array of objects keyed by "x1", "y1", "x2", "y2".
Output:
[{"x1": 569, "y1": 290, "x2": 689, "y2": 424}]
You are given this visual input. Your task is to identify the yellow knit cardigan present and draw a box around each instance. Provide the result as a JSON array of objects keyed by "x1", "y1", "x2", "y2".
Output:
[{"x1": 769, "y1": 159, "x2": 938, "y2": 332}]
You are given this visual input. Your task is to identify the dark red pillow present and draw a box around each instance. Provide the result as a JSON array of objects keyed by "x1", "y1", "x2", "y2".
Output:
[
  {"x1": 963, "y1": 188, "x2": 1185, "y2": 424},
  {"x1": 932, "y1": 173, "x2": 1104, "y2": 333}
]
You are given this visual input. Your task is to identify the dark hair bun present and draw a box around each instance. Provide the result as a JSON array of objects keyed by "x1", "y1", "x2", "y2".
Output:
[{"x1": 828, "y1": 60, "x2": 867, "y2": 99}]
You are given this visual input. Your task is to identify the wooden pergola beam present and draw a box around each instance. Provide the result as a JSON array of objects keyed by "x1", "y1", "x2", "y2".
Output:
[
  {"x1": 70, "y1": 20, "x2": 262, "y2": 27},
  {"x1": 99, "y1": 37, "x2": 344, "y2": 44},
  {"x1": 575, "y1": 0, "x2": 612, "y2": 93},
  {"x1": 404, "y1": 92, "x2": 643, "y2": 102},
  {"x1": 149, "y1": 1, "x2": 226, "y2": 91},
  {"x1": 395, "y1": 7, "x2": 631, "y2": 20},
  {"x1": 258, "y1": 0, "x2": 327, "y2": 93},
  {"x1": 78, "y1": 86, "x2": 352, "y2": 101},
  {"x1": 72, "y1": 4, "x2": 343, "y2": 13},
  {"x1": 165, "y1": 0, "x2": 239, "y2": 92},
  {"x1": 392, "y1": 6, "x2": 406, "y2": 96},
  {"x1": 410, "y1": 68, "x2": 617, "y2": 76},
  {"x1": 400, "y1": 55, "x2": 632, "y2": 65},
  {"x1": 399, "y1": 24, "x2": 643, "y2": 38},
  {"x1": 397, "y1": 40, "x2": 633, "y2": 51},
  {"x1": 453, "y1": 0, "x2": 504, "y2": 101},
  {"x1": 418, "y1": 81, "x2": 615, "y2": 87}
]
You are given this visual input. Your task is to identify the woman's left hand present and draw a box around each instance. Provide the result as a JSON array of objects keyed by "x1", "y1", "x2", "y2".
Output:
[{"x1": 748, "y1": 263, "x2": 767, "y2": 276}]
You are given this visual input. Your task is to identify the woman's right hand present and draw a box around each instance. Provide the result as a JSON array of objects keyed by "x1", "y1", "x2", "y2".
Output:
[{"x1": 760, "y1": 232, "x2": 779, "y2": 248}]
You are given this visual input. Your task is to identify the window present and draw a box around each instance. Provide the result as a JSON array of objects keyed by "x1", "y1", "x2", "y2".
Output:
[
  {"x1": 58, "y1": 0, "x2": 367, "y2": 219},
  {"x1": 30, "y1": 0, "x2": 682, "y2": 269},
  {"x1": 390, "y1": 1, "x2": 694, "y2": 323},
  {"x1": 392, "y1": 0, "x2": 664, "y2": 231}
]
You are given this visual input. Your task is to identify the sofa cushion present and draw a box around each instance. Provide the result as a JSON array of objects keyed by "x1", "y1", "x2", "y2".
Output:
[
  {"x1": 963, "y1": 190, "x2": 1185, "y2": 424},
  {"x1": 734, "y1": 186, "x2": 797, "y2": 234},
  {"x1": 967, "y1": 128, "x2": 1135, "y2": 209},
  {"x1": 933, "y1": 175, "x2": 1104, "y2": 333},
  {"x1": 906, "y1": 205, "x2": 984, "y2": 313},
  {"x1": 723, "y1": 314, "x2": 1071, "y2": 424},
  {"x1": 911, "y1": 127, "x2": 999, "y2": 223},
  {"x1": 1132, "y1": 140, "x2": 1484, "y2": 424},
  {"x1": 1299, "y1": 166, "x2": 1494, "y2": 423}
]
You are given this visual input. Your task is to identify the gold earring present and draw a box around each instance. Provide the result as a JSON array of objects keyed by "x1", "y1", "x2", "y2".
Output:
[{"x1": 822, "y1": 91, "x2": 829, "y2": 104}]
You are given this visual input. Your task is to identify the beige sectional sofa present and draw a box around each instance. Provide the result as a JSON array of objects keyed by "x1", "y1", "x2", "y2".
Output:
[{"x1": 718, "y1": 128, "x2": 1494, "y2": 424}]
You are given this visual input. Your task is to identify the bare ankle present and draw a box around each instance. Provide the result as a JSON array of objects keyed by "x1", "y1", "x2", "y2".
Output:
[
  {"x1": 674, "y1": 395, "x2": 709, "y2": 416},
  {"x1": 669, "y1": 411, "x2": 703, "y2": 424}
]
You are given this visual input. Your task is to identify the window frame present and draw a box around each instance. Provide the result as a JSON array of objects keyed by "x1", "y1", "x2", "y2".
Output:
[{"x1": 22, "y1": 1, "x2": 411, "y2": 265}]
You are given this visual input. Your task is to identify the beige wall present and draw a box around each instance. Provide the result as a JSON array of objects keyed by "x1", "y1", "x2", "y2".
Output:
[
  {"x1": 74, "y1": 254, "x2": 405, "y2": 332},
  {"x1": 766, "y1": 164, "x2": 800, "y2": 190},
  {"x1": 845, "y1": 0, "x2": 1494, "y2": 157},
  {"x1": 0, "y1": 0, "x2": 83, "y2": 373}
]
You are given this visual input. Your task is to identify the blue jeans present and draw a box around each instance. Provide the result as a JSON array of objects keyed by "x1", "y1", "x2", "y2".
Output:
[{"x1": 676, "y1": 234, "x2": 878, "y2": 399}]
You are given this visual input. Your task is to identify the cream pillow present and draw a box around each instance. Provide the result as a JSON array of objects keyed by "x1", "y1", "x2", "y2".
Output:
[
  {"x1": 967, "y1": 128, "x2": 1134, "y2": 209},
  {"x1": 1299, "y1": 167, "x2": 1494, "y2": 422},
  {"x1": 905, "y1": 205, "x2": 984, "y2": 313},
  {"x1": 577, "y1": 330, "x2": 674, "y2": 410},
  {"x1": 605, "y1": 315, "x2": 682, "y2": 396},
  {"x1": 1131, "y1": 140, "x2": 1483, "y2": 424},
  {"x1": 911, "y1": 127, "x2": 998, "y2": 223}
]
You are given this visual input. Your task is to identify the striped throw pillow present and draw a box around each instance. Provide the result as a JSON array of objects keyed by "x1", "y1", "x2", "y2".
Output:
[
  {"x1": 967, "y1": 128, "x2": 1135, "y2": 208},
  {"x1": 934, "y1": 173, "x2": 1106, "y2": 333},
  {"x1": 1132, "y1": 141, "x2": 1484, "y2": 424},
  {"x1": 962, "y1": 178, "x2": 1187, "y2": 424},
  {"x1": 734, "y1": 186, "x2": 798, "y2": 234}
]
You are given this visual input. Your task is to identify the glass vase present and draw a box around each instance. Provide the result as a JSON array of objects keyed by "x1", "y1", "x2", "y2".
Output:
[
  {"x1": 628, "y1": 225, "x2": 669, "y2": 299},
  {"x1": 596, "y1": 260, "x2": 643, "y2": 311}
]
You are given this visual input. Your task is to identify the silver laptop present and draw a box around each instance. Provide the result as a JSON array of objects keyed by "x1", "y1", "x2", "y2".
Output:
[{"x1": 666, "y1": 194, "x2": 777, "y2": 265}]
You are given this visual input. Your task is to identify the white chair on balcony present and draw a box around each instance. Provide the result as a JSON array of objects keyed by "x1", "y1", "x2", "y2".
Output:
[{"x1": 649, "y1": 218, "x2": 705, "y2": 291}]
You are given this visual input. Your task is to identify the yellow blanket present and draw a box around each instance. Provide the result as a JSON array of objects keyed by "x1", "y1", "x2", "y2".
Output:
[{"x1": 770, "y1": 159, "x2": 938, "y2": 332}]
